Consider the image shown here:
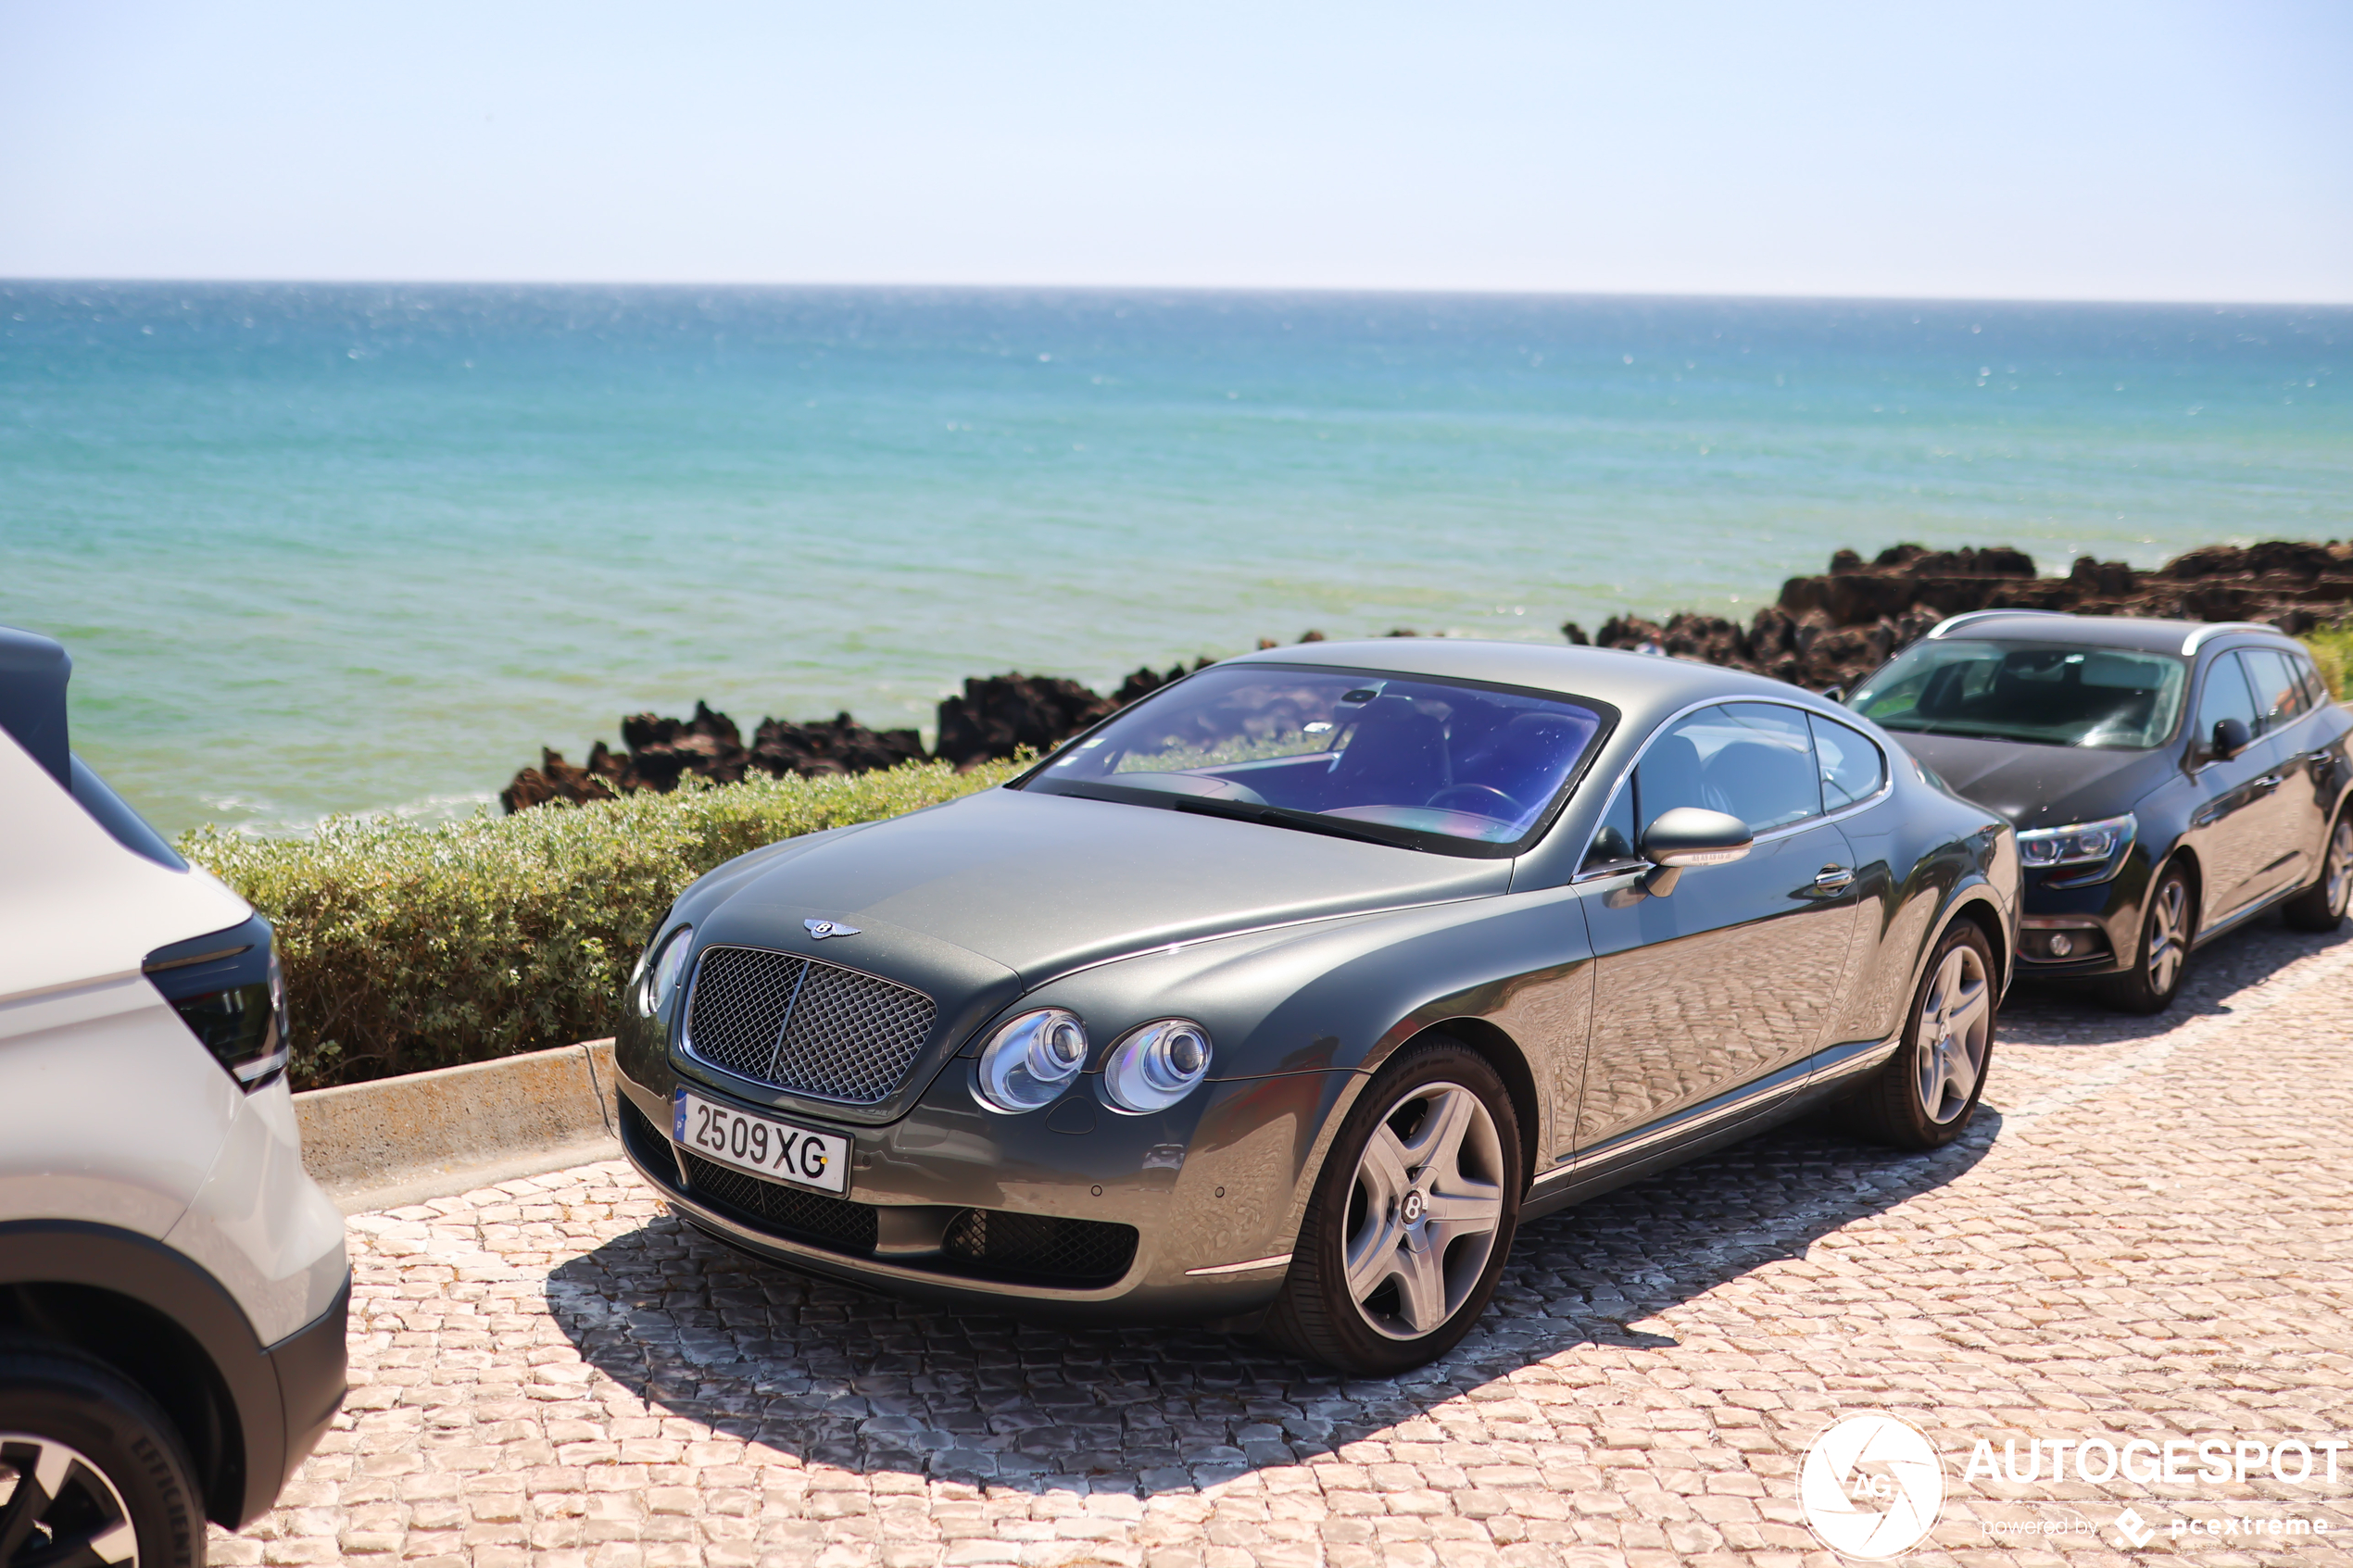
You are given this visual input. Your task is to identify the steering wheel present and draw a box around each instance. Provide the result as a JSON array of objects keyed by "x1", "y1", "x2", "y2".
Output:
[{"x1": 1425, "y1": 784, "x2": 1525, "y2": 818}]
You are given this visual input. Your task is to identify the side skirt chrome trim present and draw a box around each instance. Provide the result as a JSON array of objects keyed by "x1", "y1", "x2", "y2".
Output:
[
  {"x1": 1533, "y1": 1057, "x2": 1814, "y2": 1189},
  {"x1": 1185, "y1": 1252, "x2": 1293, "y2": 1277}
]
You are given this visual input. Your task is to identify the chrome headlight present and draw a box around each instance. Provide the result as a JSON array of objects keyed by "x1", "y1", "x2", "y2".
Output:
[
  {"x1": 636, "y1": 925, "x2": 694, "y2": 1018},
  {"x1": 1101, "y1": 1019, "x2": 1213, "y2": 1113},
  {"x1": 2017, "y1": 813, "x2": 2136, "y2": 876},
  {"x1": 975, "y1": 1009, "x2": 1088, "y2": 1113}
]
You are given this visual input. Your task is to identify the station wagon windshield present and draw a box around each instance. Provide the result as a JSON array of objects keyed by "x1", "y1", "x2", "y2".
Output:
[
  {"x1": 1021, "y1": 665, "x2": 1606, "y2": 851},
  {"x1": 1850, "y1": 638, "x2": 2188, "y2": 749}
]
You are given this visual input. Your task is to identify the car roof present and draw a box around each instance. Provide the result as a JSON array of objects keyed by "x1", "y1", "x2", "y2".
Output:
[
  {"x1": 1221, "y1": 637, "x2": 1837, "y2": 727},
  {"x1": 1924, "y1": 611, "x2": 2303, "y2": 657}
]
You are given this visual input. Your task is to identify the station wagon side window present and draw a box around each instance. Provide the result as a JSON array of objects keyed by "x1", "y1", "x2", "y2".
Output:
[
  {"x1": 1808, "y1": 712, "x2": 1887, "y2": 812},
  {"x1": 2239, "y1": 649, "x2": 2310, "y2": 735},
  {"x1": 1637, "y1": 702, "x2": 1822, "y2": 836},
  {"x1": 2295, "y1": 653, "x2": 2332, "y2": 712},
  {"x1": 2195, "y1": 654, "x2": 2261, "y2": 747}
]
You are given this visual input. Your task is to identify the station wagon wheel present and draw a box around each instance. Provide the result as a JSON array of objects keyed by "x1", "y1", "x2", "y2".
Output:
[
  {"x1": 2284, "y1": 807, "x2": 2353, "y2": 933},
  {"x1": 1847, "y1": 920, "x2": 1997, "y2": 1151},
  {"x1": 1265, "y1": 1040, "x2": 1523, "y2": 1375},
  {"x1": 0, "y1": 1345, "x2": 203, "y2": 1568},
  {"x1": 2105, "y1": 863, "x2": 2195, "y2": 1014}
]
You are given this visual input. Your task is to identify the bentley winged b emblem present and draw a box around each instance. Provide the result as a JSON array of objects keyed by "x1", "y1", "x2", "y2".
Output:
[{"x1": 804, "y1": 918, "x2": 862, "y2": 939}]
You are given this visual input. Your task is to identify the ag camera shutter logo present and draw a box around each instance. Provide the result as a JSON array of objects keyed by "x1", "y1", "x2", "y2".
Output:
[{"x1": 1800, "y1": 1413, "x2": 1946, "y2": 1560}]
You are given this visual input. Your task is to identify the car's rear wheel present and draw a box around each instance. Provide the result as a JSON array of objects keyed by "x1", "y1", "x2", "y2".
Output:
[
  {"x1": 1265, "y1": 1040, "x2": 1522, "y2": 1375},
  {"x1": 1848, "y1": 920, "x2": 1996, "y2": 1150},
  {"x1": 2283, "y1": 808, "x2": 2353, "y2": 933},
  {"x1": 0, "y1": 1343, "x2": 203, "y2": 1567},
  {"x1": 2105, "y1": 863, "x2": 2194, "y2": 1014}
]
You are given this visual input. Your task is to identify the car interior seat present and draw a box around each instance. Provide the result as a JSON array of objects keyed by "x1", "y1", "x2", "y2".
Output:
[{"x1": 1327, "y1": 697, "x2": 1448, "y2": 806}]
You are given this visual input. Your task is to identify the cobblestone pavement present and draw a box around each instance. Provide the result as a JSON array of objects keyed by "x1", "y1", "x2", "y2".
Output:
[{"x1": 217, "y1": 917, "x2": 2353, "y2": 1568}]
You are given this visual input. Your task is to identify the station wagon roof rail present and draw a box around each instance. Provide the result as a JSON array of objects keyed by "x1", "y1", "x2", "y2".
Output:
[
  {"x1": 1925, "y1": 608, "x2": 2070, "y2": 639},
  {"x1": 2181, "y1": 621, "x2": 2289, "y2": 655}
]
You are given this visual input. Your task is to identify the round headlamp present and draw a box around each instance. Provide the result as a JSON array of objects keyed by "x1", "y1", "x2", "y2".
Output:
[
  {"x1": 975, "y1": 1008, "x2": 1088, "y2": 1113},
  {"x1": 1101, "y1": 1019, "x2": 1213, "y2": 1113},
  {"x1": 636, "y1": 925, "x2": 694, "y2": 1018}
]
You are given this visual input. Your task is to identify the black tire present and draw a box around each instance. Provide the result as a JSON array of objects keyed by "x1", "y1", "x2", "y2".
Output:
[
  {"x1": 1264, "y1": 1039, "x2": 1523, "y2": 1375},
  {"x1": 2283, "y1": 806, "x2": 2353, "y2": 933},
  {"x1": 1848, "y1": 920, "x2": 1997, "y2": 1151},
  {"x1": 2104, "y1": 862, "x2": 2195, "y2": 1014},
  {"x1": 0, "y1": 1343, "x2": 205, "y2": 1568}
]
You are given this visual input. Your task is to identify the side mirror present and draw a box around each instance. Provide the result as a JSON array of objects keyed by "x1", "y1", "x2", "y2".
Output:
[
  {"x1": 1638, "y1": 807, "x2": 1754, "y2": 896},
  {"x1": 2208, "y1": 716, "x2": 2252, "y2": 763}
]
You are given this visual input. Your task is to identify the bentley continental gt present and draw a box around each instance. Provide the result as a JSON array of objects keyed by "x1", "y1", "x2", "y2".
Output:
[{"x1": 611, "y1": 641, "x2": 2018, "y2": 1373}]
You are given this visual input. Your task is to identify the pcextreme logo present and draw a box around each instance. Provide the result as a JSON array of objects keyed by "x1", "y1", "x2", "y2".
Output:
[{"x1": 1800, "y1": 1414, "x2": 1947, "y2": 1560}]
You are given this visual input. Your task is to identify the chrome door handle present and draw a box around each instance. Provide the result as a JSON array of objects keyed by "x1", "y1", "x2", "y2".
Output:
[
  {"x1": 1814, "y1": 866, "x2": 1854, "y2": 892},
  {"x1": 2256, "y1": 774, "x2": 2284, "y2": 791}
]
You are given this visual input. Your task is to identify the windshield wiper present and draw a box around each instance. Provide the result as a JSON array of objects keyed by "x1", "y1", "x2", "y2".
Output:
[{"x1": 1171, "y1": 796, "x2": 1417, "y2": 848}]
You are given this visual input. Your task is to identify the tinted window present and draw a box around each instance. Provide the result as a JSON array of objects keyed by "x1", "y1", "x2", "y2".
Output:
[
  {"x1": 2196, "y1": 654, "x2": 2261, "y2": 743},
  {"x1": 1850, "y1": 638, "x2": 2187, "y2": 749},
  {"x1": 2239, "y1": 649, "x2": 2309, "y2": 734},
  {"x1": 1028, "y1": 664, "x2": 1604, "y2": 848},
  {"x1": 1809, "y1": 713, "x2": 1887, "y2": 811},
  {"x1": 2296, "y1": 654, "x2": 2332, "y2": 711},
  {"x1": 1638, "y1": 702, "x2": 1820, "y2": 834},
  {"x1": 1582, "y1": 780, "x2": 1640, "y2": 872}
]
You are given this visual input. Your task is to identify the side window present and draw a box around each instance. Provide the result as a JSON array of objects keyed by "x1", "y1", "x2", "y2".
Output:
[
  {"x1": 1580, "y1": 781, "x2": 1640, "y2": 872},
  {"x1": 2296, "y1": 654, "x2": 2332, "y2": 711},
  {"x1": 1809, "y1": 713, "x2": 1888, "y2": 811},
  {"x1": 2240, "y1": 649, "x2": 2308, "y2": 734},
  {"x1": 1637, "y1": 702, "x2": 1821, "y2": 834},
  {"x1": 2195, "y1": 654, "x2": 2261, "y2": 746}
]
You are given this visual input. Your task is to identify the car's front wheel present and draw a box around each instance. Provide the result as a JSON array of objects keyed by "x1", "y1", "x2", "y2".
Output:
[
  {"x1": 0, "y1": 1342, "x2": 204, "y2": 1567},
  {"x1": 1265, "y1": 1040, "x2": 1522, "y2": 1375},
  {"x1": 2105, "y1": 863, "x2": 2194, "y2": 1014}
]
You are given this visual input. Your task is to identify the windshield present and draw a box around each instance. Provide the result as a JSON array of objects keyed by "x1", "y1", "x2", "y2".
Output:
[
  {"x1": 1021, "y1": 664, "x2": 1606, "y2": 851},
  {"x1": 1850, "y1": 638, "x2": 2187, "y2": 749}
]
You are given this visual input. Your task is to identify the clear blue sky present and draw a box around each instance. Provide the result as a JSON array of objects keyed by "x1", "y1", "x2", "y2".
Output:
[{"x1": 4, "y1": 1, "x2": 2347, "y2": 300}]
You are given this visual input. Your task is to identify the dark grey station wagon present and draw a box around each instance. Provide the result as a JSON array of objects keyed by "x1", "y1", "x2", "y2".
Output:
[{"x1": 612, "y1": 640, "x2": 2017, "y2": 1372}]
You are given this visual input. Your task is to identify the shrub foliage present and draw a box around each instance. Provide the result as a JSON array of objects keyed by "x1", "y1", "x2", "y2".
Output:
[{"x1": 180, "y1": 760, "x2": 1018, "y2": 1090}]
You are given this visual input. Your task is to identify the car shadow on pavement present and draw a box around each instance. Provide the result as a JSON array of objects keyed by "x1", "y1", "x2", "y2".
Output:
[
  {"x1": 2001, "y1": 912, "x2": 2348, "y2": 1049},
  {"x1": 545, "y1": 1102, "x2": 2001, "y2": 1495}
]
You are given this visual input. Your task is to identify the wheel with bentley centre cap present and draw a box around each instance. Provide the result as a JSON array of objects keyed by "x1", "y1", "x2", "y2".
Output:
[
  {"x1": 1265, "y1": 1039, "x2": 1522, "y2": 1374},
  {"x1": 1847, "y1": 919, "x2": 1996, "y2": 1151},
  {"x1": 0, "y1": 1343, "x2": 204, "y2": 1568}
]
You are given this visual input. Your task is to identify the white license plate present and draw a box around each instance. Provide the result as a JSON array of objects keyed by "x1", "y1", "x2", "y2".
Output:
[{"x1": 673, "y1": 1091, "x2": 851, "y2": 1195}]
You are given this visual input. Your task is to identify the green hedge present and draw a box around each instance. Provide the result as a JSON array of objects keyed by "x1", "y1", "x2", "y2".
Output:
[
  {"x1": 179, "y1": 759, "x2": 1019, "y2": 1090},
  {"x1": 2308, "y1": 629, "x2": 2353, "y2": 701}
]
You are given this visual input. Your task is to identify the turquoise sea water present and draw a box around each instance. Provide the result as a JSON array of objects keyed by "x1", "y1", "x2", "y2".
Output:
[{"x1": 2, "y1": 282, "x2": 2347, "y2": 836}]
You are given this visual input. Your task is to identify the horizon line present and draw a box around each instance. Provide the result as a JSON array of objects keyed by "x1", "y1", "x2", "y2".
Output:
[{"x1": 5, "y1": 275, "x2": 2350, "y2": 312}]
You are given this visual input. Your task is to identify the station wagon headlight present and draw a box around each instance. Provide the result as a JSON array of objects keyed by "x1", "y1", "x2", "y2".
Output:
[
  {"x1": 2016, "y1": 813, "x2": 2135, "y2": 875},
  {"x1": 975, "y1": 1008, "x2": 1089, "y2": 1112},
  {"x1": 637, "y1": 925, "x2": 694, "y2": 1017},
  {"x1": 1102, "y1": 1019, "x2": 1213, "y2": 1113}
]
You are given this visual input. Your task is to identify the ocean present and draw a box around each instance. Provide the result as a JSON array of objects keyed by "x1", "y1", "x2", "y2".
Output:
[{"x1": 2, "y1": 282, "x2": 2346, "y2": 836}]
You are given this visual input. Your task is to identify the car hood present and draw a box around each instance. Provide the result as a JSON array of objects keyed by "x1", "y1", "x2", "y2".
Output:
[
  {"x1": 1889, "y1": 732, "x2": 2177, "y2": 829},
  {"x1": 691, "y1": 784, "x2": 1511, "y2": 987}
]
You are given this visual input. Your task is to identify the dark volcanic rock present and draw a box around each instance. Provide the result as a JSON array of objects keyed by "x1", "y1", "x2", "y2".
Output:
[
  {"x1": 749, "y1": 713, "x2": 926, "y2": 779},
  {"x1": 497, "y1": 747, "x2": 620, "y2": 812},
  {"x1": 934, "y1": 673, "x2": 1119, "y2": 770},
  {"x1": 1583, "y1": 539, "x2": 2353, "y2": 693}
]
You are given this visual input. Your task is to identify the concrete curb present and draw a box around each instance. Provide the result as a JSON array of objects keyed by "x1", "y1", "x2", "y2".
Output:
[{"x1": 294, "y1": 1039, "x2": 622, "y2": 1215}]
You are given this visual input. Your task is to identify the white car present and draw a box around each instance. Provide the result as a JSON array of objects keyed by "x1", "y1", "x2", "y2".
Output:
[{"x1": 1, "y1": 625, "x2": 348, "y2": 1566}]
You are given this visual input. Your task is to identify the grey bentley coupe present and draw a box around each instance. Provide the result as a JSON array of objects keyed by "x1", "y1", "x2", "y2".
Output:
[{"x1": 610, "y1": 640, "x2": 2017, "y2": 1373}]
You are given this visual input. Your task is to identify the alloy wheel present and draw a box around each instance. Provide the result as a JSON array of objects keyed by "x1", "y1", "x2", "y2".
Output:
[
  {"x1": 2329, "y1": 817, "x2": 2353, "y2": 918},
  {"x1": 0, "y1": 1432, "x2": 139, "y2": 1566},
  {"x1": 2145, "y1": 877, "x2": 2188, "y2": 996},
  {"x1": 1341, "y1": 1083, "x2": 1506, "y2": 1341},
  {"x1": 1915, "y1": 942, "x2": 1993, "y2": 1124}
]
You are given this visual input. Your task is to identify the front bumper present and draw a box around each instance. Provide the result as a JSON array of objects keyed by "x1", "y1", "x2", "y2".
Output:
[
  {"x1": 259, "y1": 1271, "x2": 350, "y2": 1506},
  {"x1": 2014, "y1": 847, "x2": 2154, "y2": 979},
  {"x1": 613, "y1": 1036, "x2": 1349, "y2": 1325}
]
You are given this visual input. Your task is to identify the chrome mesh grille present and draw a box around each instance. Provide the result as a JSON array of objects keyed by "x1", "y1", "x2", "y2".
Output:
[{"x1": 684, "y1": 944, "x2": 935, "y2": 1103}]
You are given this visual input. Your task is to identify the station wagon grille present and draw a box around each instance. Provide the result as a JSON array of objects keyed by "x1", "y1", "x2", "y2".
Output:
[{"x1": 683, "y1": 944, "x2": 935, "y2": 1104}]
